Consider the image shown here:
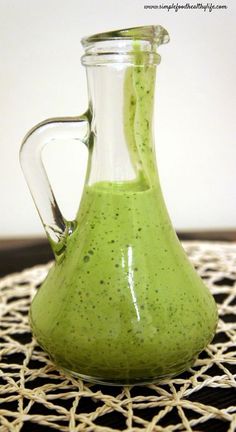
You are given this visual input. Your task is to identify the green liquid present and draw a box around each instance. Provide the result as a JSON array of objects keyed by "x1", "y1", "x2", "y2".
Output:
[
  {"x1": 30, "y1": 47, "x2": 217, "y2": 383},
  {"x1": 31, "y1": 178, "x2": 217, "y2": 381}
]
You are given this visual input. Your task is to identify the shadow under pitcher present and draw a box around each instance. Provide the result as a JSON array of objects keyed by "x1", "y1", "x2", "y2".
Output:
[{"x1": 20, "y1": 25, "x2": 218, "y2": 385}]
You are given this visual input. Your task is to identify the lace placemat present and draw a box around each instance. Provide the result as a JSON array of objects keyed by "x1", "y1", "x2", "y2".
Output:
[{"x1": 0, "y1": 241, "x2": 236, "y2": 432}]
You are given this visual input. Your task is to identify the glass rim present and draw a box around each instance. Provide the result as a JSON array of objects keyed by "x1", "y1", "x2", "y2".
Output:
[{"x1": 81, "y1": 25, "x2": 170, "y2": 49}]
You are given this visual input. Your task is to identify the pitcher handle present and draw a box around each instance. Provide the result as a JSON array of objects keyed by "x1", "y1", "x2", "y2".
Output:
[{"x1": 20, "y1": 114, "x2": 89, "y2": 260}]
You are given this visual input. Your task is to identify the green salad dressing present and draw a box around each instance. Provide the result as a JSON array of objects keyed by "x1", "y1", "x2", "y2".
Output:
[{"x1": 30, "y1": 44, "x2": 217, "y2": 383}]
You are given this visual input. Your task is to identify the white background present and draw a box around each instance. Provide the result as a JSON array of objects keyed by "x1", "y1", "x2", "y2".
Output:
[{"x1": 0, "y1": 0, "x2": 235, "y2": 237}]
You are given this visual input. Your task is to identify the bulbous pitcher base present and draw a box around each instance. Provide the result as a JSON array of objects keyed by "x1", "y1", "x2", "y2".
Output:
[{"x1": 60, "y1": 360, "x2": 196, "y2": 386}]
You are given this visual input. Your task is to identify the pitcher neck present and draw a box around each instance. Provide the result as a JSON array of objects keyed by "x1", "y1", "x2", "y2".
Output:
[
  {"x1": 86, "y1": 60, "x2": 159, "y2": 187},
  {"x1": 81, "y1": 26, "x2": 170, "y2": 188}
]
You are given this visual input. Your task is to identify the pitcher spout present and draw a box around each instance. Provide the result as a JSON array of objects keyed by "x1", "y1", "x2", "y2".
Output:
[
  {"x1": 81, "y1": 25, "x2": 170, "y2": 66},
  {"x1": 81, "y1": 25, "x2": 170, "y2": 48}
]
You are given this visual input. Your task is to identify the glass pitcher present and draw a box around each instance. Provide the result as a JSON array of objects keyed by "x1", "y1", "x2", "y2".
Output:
[{"x1": 20, "y1": 25, "x2": 218, "y2": 385}]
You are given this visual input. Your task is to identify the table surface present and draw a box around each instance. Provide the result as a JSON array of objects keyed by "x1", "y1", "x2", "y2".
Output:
[{"x1": 0, "y1": 233, "x2": 236, "y2": 432}]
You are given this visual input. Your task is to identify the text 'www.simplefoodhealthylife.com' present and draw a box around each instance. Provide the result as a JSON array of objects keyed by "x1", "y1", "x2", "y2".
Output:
[{"x1": 143, "y1": 3, "x2": 228, "y2": 12}]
